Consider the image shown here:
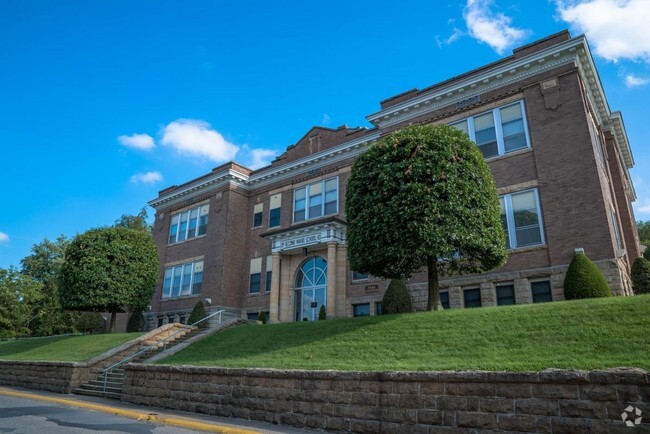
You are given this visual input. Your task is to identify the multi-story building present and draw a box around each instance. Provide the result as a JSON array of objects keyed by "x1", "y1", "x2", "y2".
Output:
[{"x1": 146, "y1": 30, "x2": 639, "y2": 328}]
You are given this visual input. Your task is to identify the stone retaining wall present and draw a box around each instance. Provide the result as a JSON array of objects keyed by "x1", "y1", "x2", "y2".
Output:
[
  {"x1": 0, "y1": 324, "x2": 190, "y2": 393},
  {"x1": 122, "y1": 365, "x2": 649, "y2": 433}
]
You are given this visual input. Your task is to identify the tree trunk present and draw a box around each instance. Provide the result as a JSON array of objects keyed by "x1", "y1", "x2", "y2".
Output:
[
  {"x1": 108, "y1": 310, "x2": 117, "y2": 333},
  {"x1": 426, "y1": 255, "x2": 443, "y2": 311}
]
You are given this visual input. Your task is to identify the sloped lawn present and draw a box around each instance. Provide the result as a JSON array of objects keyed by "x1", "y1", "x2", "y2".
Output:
[{"x1": 160, "y1": 295, "x2": 650, "y2": 372}]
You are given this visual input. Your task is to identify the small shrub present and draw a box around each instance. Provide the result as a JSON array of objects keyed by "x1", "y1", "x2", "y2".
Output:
[
  {"x1": 258, "y1": 311, "x2": 267, "y2": 324},
  {"x1": 126, "y1": 310, "x2": 145, "y2": 332},
  {"x1": 644, "y1": 248, "x2": 650, "y2": 261},
  {"x1": 381, "y1": 279, "x2": 413, "y2": 314},
  {"x1": 563, "y1": 253, "x2": 611, "y2": 299},
  {"x1": 74, "y1": 312, "x2": 105, "y2": 334},
  {"x1": 631, "y1": 257, "x2": 650, "y2": 294},
  {"x1": 188, "y1": 301, "x2": 208, "y2": 328},
  {"x1": 318, "y1": 305, "x2": 327, "y2": 320}
]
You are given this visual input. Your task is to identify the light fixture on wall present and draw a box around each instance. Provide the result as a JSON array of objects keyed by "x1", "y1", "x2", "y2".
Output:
[
  {"x1": 205, "y1": 298, "x2": 212, "y2": 306},
  {"x1": 574, "y1": 247, "x2": 585, "y2": 255}
]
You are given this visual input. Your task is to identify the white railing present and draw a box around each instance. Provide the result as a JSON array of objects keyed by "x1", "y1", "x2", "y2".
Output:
[{"x1": 102, "y1": 309, "x2": 224, "y2": 392}]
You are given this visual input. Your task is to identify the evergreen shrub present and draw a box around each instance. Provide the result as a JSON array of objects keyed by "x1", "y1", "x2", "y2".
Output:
[
  {"x1": 381, "y1": 279, "x2": 413, "y2": 314},
  {"x1": 127, "y1": 310, "x2": 145, "y2": 332},
  {"x1": 318, "y1": 305, "x2": 327, "y2": 320},
  {"x1": 631, "y1": 257, "x2": 650, "y2": 294},
  {"x1": 188, "y1": 301, "x2": 208, "y2": 328},
  {"x1": 258, "y1": 311, "x2": 267, "y2": 324},
  {"x1": 74, "y1": 312, "x2": 105, "y2": 334},
  {"x1": 563, "y1": 253, "x2": 611, "y2": 299}
]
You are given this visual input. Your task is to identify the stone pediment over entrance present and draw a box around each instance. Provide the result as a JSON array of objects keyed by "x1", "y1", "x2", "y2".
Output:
[{"x1": 261, "y1": 217, "x2": 346, "y2": 254}]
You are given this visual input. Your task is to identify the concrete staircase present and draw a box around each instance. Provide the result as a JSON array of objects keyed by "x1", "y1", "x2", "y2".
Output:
[{"x1": 73, "y1": 326, "x2": 205, "y2": 399}]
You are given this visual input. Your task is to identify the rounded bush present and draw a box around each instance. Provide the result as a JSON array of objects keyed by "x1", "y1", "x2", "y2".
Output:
[
  {"x1": 563, "y1": 253, "x2": 611, "y2": 299},
  {"x1": 127, "y1": 310, "x2": 145, "y2": 332},
  {"x1": 258, "y1": 311, "x2": 267, "y2": 324},
  {"x1": 188, "y1": 301, "x2": 208, "y2": 328},
  {"x1": 631, "y1": 257, "x2": 650, "y2": 294},
  {"x1": 381, "y1": 279, "x2": 413, "y2": 314},
  {"x1": 74, "y1": 312, "x2": 105, "y2": 334}
]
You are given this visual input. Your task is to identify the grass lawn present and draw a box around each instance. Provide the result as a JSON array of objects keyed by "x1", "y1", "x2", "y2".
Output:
[
  {"x1": 160, "y1": 295, "x2": 650, "y2": 372},
  {"x1": 0, "y1": 333, "x2": 144, "y2": 362}
]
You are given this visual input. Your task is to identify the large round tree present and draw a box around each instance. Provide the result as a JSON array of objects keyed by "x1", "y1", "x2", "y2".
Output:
[
  {"x1": 59, "y1": 226, "x2": 158, "y2": 332},
  {"x1": 346, "y1": 124, "x2": 507, "y2": 310}
]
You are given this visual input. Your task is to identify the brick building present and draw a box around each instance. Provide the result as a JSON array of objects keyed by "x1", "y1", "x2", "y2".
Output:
[{"x1": 146, "y1": 31, "x2": 639, "y2": 327}]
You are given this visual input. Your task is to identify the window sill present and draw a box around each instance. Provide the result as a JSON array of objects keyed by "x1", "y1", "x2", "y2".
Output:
[
  {"x1": 168, "y1": 234, "x2": 207, "y2": 247},
  {"x1": 485, "y1": 147, "x2": 533, "y2": 163},
  {"x1": 507, "y1": 244, "x2": 547, "y2": 254},
  {"x1": 161, "y1": 294, "x2": 201, "y2": 302}
]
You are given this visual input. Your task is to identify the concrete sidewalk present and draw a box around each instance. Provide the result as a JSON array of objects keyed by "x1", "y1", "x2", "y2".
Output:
[{"x1": 0, "y1": 386, "x2": 311, "y2": 434}]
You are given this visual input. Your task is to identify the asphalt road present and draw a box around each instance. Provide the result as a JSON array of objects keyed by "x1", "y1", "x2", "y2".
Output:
[
  {"x1": 0, "y1": 393, "x2": 206, "y2": 434},
  {"x1": 0, "y1": 387, "x2": 310, "y2": 434}
]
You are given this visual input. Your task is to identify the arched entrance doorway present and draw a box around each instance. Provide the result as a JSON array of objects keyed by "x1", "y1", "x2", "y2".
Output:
[{"x1": 294, "y1": 257, "x2": 327, "y2": 321}]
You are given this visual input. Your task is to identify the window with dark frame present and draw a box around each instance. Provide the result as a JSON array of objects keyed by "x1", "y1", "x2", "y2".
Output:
[
  {"x1": 531, "y1": 280, "x2": 552, "y2": 303},
  {"x1": 440, "y1": 291, "x2": 450, "y2": 309},
  {"x1": 463, "y1": 288, "x2": 482, "y2": 308},
  {"x1": 496, "y1": 283, "x2": 516, "y2": 306},
  {"x1": 353, "y1": 303, "x2": 370, "y2": 316}
]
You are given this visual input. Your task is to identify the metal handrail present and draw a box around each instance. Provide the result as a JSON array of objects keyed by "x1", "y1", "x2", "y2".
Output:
[{"x1": 102, "y1": 309, "x2": 224, "y2": 392}]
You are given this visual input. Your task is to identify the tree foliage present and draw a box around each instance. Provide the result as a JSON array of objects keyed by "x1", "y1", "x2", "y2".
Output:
[
  {"x1": 59, "y1": 226, "x2": 158, "y2": 332},
  {"x1": 20, "y1": 235, "x2": 77, "y2": 336},
  {"x1": 563, "y1": 253, "x2": 611, "y2": 299},
  {"x1": 114, "y1": 208, "x2": 152, "y2": 233},
  {"x1": 346, "y1": 124, "x2": 507, "y2": 310},
  {"x1": 0, "y1": 267, "x2": 44, "y2": 338},
  {"x1": 631, "y1": 257, "x2": 650, "y2": 295},
  {"x1": 381, "y1": 279, "x2": 413, "y2": 314},
  {"x1": 74, "y1": 311, "x2": 105, "y2": 334}
]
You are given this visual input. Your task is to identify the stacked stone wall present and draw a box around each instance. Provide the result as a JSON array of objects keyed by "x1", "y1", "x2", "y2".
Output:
[{"x1": 122, "y1": 365, "x2": 649, "y2": 433}]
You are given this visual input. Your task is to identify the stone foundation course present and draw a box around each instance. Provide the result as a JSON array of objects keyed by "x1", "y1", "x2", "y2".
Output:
[{"x1": 122, "y1": 365, "x2": 649, "y2": 433}]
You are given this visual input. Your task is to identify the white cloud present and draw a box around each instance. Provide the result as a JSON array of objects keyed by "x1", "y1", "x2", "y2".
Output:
[
  {"x1": 463, "y1": 0, "x2": 529, "y2": 55},
  {"x1": 248, "y1": 149, "x2": 277, "y2": 170},
  {"x1": 160, "y1": 119, "x2": 239, "y2": 163},
  {"x1": 322, "y1": 114, "x2": 331, "y2": 125},
  {"x1": 118, "y1": 133, "x2": 155, "y2": 150},
  {"x1": 625, "y1": 74, "x2": 649, "y2": 88},
  {"x1": 0, "y1": 232, "x2": 9, "y2": 245},
  {"x1": 130, "y1": 171, "x2": 163, "y2": 185},
  {"x1": 556, "y1": 0, "x2": 650, "y2": 63},
  {"x1": 437, "y1": 27, "x2": 464, "y2": 48}
]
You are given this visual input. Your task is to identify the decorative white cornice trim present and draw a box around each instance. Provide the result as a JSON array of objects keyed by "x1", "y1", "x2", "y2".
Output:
[{"x1": 148, "y1": 132, "x2": 380, "y2": 209}]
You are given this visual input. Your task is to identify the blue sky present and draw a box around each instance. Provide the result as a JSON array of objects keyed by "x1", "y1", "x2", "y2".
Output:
[{"x1": 1, "y1": 0, "x2": 649, "y2": 268}]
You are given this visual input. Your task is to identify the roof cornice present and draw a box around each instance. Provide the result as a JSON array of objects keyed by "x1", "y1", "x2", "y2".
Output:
[{"x1": 148, "y1": 131, "x2": 380, "y2": 209}]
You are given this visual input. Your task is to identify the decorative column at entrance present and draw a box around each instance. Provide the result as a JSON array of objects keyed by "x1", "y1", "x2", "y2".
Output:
[
  {"x1": 326, "y1": 242, "x2": 337, "y2": 318},
  {"x1": 269, "y1": 253, "x2": 281, "y2": 323}
]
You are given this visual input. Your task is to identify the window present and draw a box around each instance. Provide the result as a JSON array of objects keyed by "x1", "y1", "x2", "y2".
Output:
[
  {"x1": 293, "y1": 177, "x2": 338, "y2": 223},
  {"x1": 464, "y1": 288, "x2": 481, "y2": 308},
  {"x1": 375, "y1": 302, "x2": 382, "y2": 315},
  {"x1": 247, "y1": 312, "x2": 259, "y2": 321},
  {"x1": 265, "y1": 256, "x2": 273, "y2": 292},
  {"x1": 162, "y1": 261, "x2": 203, "y2": 299},
  {"x1": 157, "y1": 317, "x2": 164, "y2": 327},
  {"x1": 531, "y1": 280, "x2": 552, "y2": 303},
  {"x1": 249, "y1": 257, "x2": 262, "y2": 294},
  {"x1": 269, "y1": 193, "x2": 282, "y2": 228},
  {"x1": 496, "y1": 283, "x2": 516, "y2": 306},
  {"x1": 500, "y1": 189, "x2": 544, "y2": 249},
  {"x1": 450, "y1": 101, "x2": 530, "y2": 158},
  {"x1": 168, "y1": 205, "x2": 209, "y2": 244},
  {"x1": 353, "y1": 303, "x2": 370, "y2": 317},
  {"x1": 440, "y1": 291, "x2": 450, "y2": 309},
  {"x1": 352, "y1": 271, "x2": 369, "y2": 281},
  {"x1": 610, "y1": 205, "x2": 624, "y2": 250},
  {"x1": 253, "y1": 203, "x2": 263, "y2": 227}
]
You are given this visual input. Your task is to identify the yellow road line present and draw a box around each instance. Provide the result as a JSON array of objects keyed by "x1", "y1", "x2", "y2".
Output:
[{"x1": 0, "y1": 387, "x2": 260, "y2": 434}]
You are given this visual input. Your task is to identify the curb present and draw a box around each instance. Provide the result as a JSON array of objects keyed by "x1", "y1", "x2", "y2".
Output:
[{"x1": 0, "y1": 387, "x2": 260, "y2": 434}]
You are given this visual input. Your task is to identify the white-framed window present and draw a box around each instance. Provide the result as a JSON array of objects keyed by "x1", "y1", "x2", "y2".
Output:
[
  {"x1": 253, "y1": 203, "x2": 263, "y2": 228},
  {"x1": 500, "y1": 189, "x2": 545, "y2": 249},
  {"x1": 169, "y1": 205, "x2": 209, "y2": 244},
  {"x1": 269, "y1": 193, "x2": 282, "y2": 228},
  {"x1": 450, "y1": 100, "x2": 531, "y2": 158},
  {"x1": 162, "y1": 260, "x2": 203, "y2": 299},
  {"x1": 352, "y1": 271, "x2": 369, "y2": 282},
  {"x1": 293, "y1": 177, "x2": 338, "y2": 223},
  {"x1": 249, "y1": 257, "x2": 262, "y2": 294}
]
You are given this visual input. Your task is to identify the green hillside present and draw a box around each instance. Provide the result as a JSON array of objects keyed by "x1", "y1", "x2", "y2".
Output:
[
  {"x1": 160, "y1": 295, "x2": 650, "y2": 372},
  {"x1": 0, "y1": 333, "x2": 143, "y2": 362}
]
